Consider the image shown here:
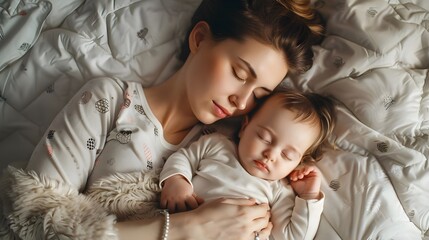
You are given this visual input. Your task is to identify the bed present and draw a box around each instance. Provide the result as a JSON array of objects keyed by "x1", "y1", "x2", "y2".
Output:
[{"x1": 0, "y1": 0, "x2": 428, "y2": 239}]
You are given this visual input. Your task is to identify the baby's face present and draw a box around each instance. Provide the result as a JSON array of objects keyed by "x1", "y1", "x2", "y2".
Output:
[{"x1": 237, "y1": 95, "x2": 320, "y2": 181}]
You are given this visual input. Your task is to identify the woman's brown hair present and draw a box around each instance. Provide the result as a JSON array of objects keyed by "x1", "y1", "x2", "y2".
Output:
[{"x1": 180, "y1": 0, "x2": 325, "y2": 75}]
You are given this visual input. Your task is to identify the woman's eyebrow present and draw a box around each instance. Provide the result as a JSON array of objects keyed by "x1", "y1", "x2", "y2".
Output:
[
  {"x1": 237, "y1": 57, "x2": 273, "y2": 93},
  {"x1": 238, "y1": 57, "x2": 257, "y2": 79}
]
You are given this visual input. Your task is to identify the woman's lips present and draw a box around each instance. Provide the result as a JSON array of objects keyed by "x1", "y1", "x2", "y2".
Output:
[{"x1": 213, "y1": 101, "x2": 231, "y2": 118}]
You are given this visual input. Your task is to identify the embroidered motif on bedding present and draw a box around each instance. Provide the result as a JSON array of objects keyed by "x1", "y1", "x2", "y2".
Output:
[
  {"x1": 333, "y1": 56, "x2": 344, "y2": 68},
  {"x1": 367, "y1": 8, "x2": 378, "y2": 17},
  {"x1": 408, "y1": 210, "x2": 415, "y2": 219},
  {"x1": 46, "y1": 84, "x2": 55, "y2": 93},
  {"x1": 47, "y1": 130, "x2": 55, "y2": 139},
  {"x1": 376, "y1": 141, "x2": 389, "y2": 152},
  {"x1": 18, "y1": 43, "x2": 31, "y2": 51},
  {"x1": 137, "y1": 28, "x2": 149, "y2": 45},
  {"x1": 329, "y1": 179, "x2": 340, "y2": 191},
  {"x1": 383, "y1": 96, "x2": 395, "y2": 110}
]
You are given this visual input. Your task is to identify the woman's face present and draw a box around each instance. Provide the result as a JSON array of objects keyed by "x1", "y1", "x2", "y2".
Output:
[{"x1": 184, "y1": 23, "x2": 288, "y2": 124}]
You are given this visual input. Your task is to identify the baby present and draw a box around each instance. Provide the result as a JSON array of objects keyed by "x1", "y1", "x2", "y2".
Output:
[{"x1": 160, "y1": 89, "x2": 336, "y2": 240}]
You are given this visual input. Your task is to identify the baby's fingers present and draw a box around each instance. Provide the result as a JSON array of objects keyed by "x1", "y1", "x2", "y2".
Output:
[
  {"x1": 289, "y1": 169, "x2": 302, "y2": 181},
  {"x1": 194, "y1": 194, "x2": 205, "y2": 205},
  {"x1": 302, "y1": 165, "x2": 317, "y2": 175},
  {"x1": 185, "y1": 195, "x2": 202, "y2": 210}
]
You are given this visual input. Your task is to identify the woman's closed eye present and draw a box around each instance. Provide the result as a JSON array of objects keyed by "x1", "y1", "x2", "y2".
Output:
[
  {"x1": 232, "y1": 66, "x2": 272, "y2": 101},
  {"x1": 232, "y1": 67, "x2": 247, "y2": 83}
]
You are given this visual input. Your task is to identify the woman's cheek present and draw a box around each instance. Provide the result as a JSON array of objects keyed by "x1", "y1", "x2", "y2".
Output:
[{"x1": 209, "y1": 57, "x2": 230, "y2": 84}]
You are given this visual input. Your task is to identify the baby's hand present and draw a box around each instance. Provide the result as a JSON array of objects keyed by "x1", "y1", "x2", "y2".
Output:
[
  {"x1": 160, "y1": 175, "x2": 204, "y2": 213},
  {"x1": 288, "y1": 165, "x2": 322, "y2": 200}
]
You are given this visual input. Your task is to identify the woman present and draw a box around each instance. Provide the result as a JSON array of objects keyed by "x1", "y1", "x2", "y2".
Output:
[{"x1": 1, "y1": 0, "x2": 324, "y2": 239}]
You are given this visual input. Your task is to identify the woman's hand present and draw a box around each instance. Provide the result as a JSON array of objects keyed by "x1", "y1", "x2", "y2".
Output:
[
  {"x1": 170, "y1": 198, "x2": 272, "y2": 240},
  {"x1": 288, "y1": 165, "x2": 322, "y2": 200}
]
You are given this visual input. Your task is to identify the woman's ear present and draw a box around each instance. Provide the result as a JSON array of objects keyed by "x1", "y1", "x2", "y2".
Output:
[
  {"x1": 238, "y1": 116, "x2": 250, "y2": 138},
  {"x1": 188, "y1": 21, "x2": 211, "y2": 54}
]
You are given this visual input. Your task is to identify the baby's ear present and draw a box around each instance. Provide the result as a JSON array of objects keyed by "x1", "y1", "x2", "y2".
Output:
[{"x1": 238, "y1": 115, "x2": 249, "y2": 138}]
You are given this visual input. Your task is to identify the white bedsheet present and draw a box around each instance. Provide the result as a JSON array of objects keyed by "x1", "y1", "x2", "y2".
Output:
[{"x1": 0, "y1": 0, "x2": 428, "y2": 239}]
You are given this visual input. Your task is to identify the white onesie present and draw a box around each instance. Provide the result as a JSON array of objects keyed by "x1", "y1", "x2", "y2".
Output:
[
  {"x1": 27, "y1": 77, "x2": 202, "y2": 191},
  {"x1": 160, "y1": 133, "x2": 324, "y2": 240}
]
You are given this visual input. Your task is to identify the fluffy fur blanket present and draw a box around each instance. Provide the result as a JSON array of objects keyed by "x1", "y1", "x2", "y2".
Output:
[{"x1": 0, "y1": 167, "x2": 162, "y2": 240}]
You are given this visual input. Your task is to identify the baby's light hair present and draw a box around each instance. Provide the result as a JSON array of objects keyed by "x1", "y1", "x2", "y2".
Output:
[{"x1": 258, "y1": 89, "x2": 336, "y2": 162}]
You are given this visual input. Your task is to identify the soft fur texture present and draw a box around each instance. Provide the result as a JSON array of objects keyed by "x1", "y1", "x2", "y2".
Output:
[
  {"x1": 85, "y1": 168, "x2": 162, "y2": 221},
  {"x1": 0, "y1": 167, "x2": 162, "y2": 240}
]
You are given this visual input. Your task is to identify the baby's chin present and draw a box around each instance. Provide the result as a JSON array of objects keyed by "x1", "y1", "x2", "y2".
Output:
[{"x1": 247, "y1": 168, "x2": 276, "y2": 182}]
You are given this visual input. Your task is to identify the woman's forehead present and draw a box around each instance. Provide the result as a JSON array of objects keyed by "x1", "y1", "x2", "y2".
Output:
[{"x1": 220, "y1": 38, "x2": 287, "y2": 86}]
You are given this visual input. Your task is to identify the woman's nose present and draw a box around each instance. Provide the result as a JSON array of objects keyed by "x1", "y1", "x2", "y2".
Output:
[
  {"x1": 229, "y1": 95, "x2": 246, "y2": 110},
  {"x1": 229, "y1": 89, "x2": 253, "y2": 110}
]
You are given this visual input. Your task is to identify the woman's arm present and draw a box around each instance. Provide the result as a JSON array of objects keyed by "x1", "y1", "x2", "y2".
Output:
[
  {"x1": 116, "y1": 198, "x2": 272, "y2": 240},
  {"x1": 1, "y1": 163, "x2": 271, "y2": 240},
  {"x1": 26, "y1": 77, "x2": 125, "y2": 191},
  {"x1": 0, "y1": 78, "x2": 126, "y2": 240}
]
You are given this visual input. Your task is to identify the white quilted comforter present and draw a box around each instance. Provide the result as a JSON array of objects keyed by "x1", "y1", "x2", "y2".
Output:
[{"x1": 0, "y1": 0, "x2": 428, "y2": 239}]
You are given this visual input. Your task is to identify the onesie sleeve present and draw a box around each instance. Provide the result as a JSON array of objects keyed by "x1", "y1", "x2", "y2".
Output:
[
  {"x1": 26, "y1": 77, "x2": 126, "y2": 191},
  {"x1": 270, "y1": 185, "x2": 325, "y2": 240},
  {"x1": 159, "y1": 134, "x2": 218, "y2": 188}
]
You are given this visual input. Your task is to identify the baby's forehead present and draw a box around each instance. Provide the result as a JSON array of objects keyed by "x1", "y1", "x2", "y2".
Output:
[
  {"x1": 257, "y1": 94, "x2": 290, "y2": 112},
  {"x1": 256, "y1": 95, "x2": 321, "y2": 127}
]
